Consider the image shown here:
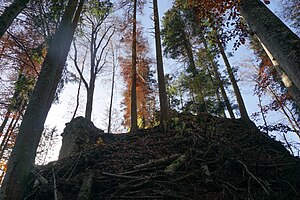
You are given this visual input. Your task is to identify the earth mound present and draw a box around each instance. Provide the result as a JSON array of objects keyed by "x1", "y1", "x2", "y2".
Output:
[{"x1": 27, "y1": 114, "x2": 300, "y2": 200}]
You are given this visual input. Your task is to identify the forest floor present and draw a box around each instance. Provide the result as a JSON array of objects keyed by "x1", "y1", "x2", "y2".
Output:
[{"x1": 27, "y1": 113, "x2": 300, "y2": 200}]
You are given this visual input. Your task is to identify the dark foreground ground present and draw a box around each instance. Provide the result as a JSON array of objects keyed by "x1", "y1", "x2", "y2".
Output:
[{"x1": 27, "y1": 113, "x2": 300, "y2": 200}]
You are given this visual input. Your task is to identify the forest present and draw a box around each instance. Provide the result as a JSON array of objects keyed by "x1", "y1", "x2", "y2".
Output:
[{"x1": 0, "y1": 0, "x2": 300, "y2": 199}]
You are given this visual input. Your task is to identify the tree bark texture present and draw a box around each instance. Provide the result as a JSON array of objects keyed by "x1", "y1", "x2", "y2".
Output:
[
  {"x1": 240, "y1": 0, "x2": 300, "y2": 91},
  {"x1": 258, "y1": 38, "x2": 300, "y2": 110},
  {"x1": 0, "y1": 0, "x2": 29, "y2": 38},
  {"x1": 0, "y1": 0, "x2": 84, "y2": 199},
  {"x1": 153, "y1": 0, "x2": 170, "y2": 125},
  {"x1": 130, "y1": 0, "x2": 138, "y2": 132}
]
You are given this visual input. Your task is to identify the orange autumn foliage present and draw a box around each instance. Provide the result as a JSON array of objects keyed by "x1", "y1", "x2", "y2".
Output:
[{"x1": 119, "y1": 25, "x2": 156, "y2": 129}]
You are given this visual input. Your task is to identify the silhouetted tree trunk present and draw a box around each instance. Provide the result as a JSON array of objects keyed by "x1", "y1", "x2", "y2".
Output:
[
  {"x1": 216, "y1": 36, "x2": 250, "y2": 121},
  {"x1": 72, "y1": 75, "x2": 82, "y2": 120},
  {"x1": 202, "y1": 38, "x2": 235, "y2": 119},
  {"x1": 0, "y1": 117, "x2": 16, "y2": 155},
  {"x1": 240, "y1": 0, "x2": 300, "y2": 91},
  {"x1": 84, "y1": 26, "x2": 114, "y2": 121},
  {"x1": 85, "y1": 75, "x2": 95, "y2": 120},
  {"x1": 153, "y1": 0, "x2": 170, "y2": 126},
  {"x1": 0, "y1": 113, "x2": 21, "y2": 160},
  {"x1": 0, "y1": 0, "x2": 30, "y2": 38},
  {"x1": 180, "y1": 30, "x2": 206, "y2": 113},
  {"x1": 130, "y1": 0, "x2": 138, "y2": 132},
  {"x1": 0, "y1": 0, "x2": 83, "y2": 198},
  {"x1": 108, "y1": 45, "x2": 116, "y2": 133},
  {"x1": 204, "y1": 63, "x2": 226, "y2": 117},
  {"x1": 0, "y1": 109, "x2": 11, "y2": 136}
]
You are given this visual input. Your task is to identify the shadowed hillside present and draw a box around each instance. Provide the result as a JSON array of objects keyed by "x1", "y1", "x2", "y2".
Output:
[{"x1": 27, "y1": 114, "x2": 300, "y2": 200}]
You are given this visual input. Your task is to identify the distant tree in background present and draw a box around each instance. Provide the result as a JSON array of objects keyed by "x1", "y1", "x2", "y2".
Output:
[
  {"x1": 118, "y1": 0, "x2": 147, "y2": 132},
  {"x1": 161, "y1": 6, "x2": 237, "y2": 117},
  {"x1": 35, "y1": 126, "x2": 59, "y2": 165},
  {"x1": 161, "y1": 7, "x2": 207, "y2": 114},
  {"x1": 108, "y1": 42, "x2": 118, "y2": 133},
  {"x1": 71, "y1": 0, "x2": 114, "y2": 121},
  {"x1": 119, "y1": 25, "x2": 156, "y2": 130}
]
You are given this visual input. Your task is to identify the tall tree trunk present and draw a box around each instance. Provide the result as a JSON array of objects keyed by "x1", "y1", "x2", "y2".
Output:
[
  {"x1": 182, "y1": 33, "x2": 207, "y2": 113},
  {"x1": 0, "y1": 0, "x2": 30, "y2": 38},
  {"x1": 85, "y1": 30, "x2": 97, "y2": 121},
  {"x1": 240, "y1": 0, "x2": 300, "y2": 91},
  {"x1": 204, "y1": 60, "x2": 226, "y2": 118},
  {"x1": 108, "y1": 46, "x2": 116, "y2": 133},
  {"x1": 202, "y1": 38, "x2": 235, "y2": 119},
  {"x1": 0, "y1": 0, "x2": 83, "y2": 198},
  {"x1": 258, "y1": 38, "x2": 300, "y2": 110},
  {"x1": 153, "y1": 0, "x2": 170, "y2": 125},
  {"x1": 216, "y1": 37, "x2": 250, "y2": 121},
  {"x1": 130, "y1": 0, "x2": 138, "y2": 132}
]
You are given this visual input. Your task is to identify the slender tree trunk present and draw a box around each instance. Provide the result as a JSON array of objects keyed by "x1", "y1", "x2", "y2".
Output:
[
  {"x1": 0, "y1": 113, "x2": 20, "y2": 160},
  {"x1": 72, "y1": 77, "x2": 82, "y2": 120},
  {"x1": 258, "y1": 95, "x2": 268, "y2": 135},
  {"x1": 130, "y1": 0, "x2": 138, "y2": 132},
  {"x1": 0, "y1": 0, "x2": 30, "y2": 38},
  {"x1": 202, "y1": 38, "x2": 235, "y2": 119},
  {"x1": 240, "y1": 0, "x2": 300, "y2": 91},
  {"x1": 204, "y1": 61, "x2": 226, "y2": 117},
  {"x1": 108, "y1": 46, "x2": 116, "y2": 133},
  {"x1": 71, "y1": 41, "x2": 87, "y2": 120},
  {"x1": 0, "y1": 110, "x2": 11, "y2": 136},
  {"x1": 85, "y1": 29, "x2": 97, "y2": 121},
  {"x1": 0, "y1": 0, "x2": 83, "y2": 198},
  {"x1": 85, "y1": 77, "x2": 95, "y2": 121},
  {"x1": 0, "y1": 117, "x2": 15, "y2": 155},
  {"x1": 216, "y1": 37, "x2": 250, "y2": 121},
  {"x1": 153, "y1": 0, "x2": 170, "y2": 125}
]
